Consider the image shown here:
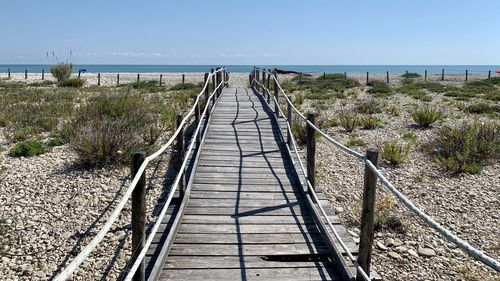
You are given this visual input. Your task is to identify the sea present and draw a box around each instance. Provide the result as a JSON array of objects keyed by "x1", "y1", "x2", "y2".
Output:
[{"x1": 1, "y1": 65, "x2": 499, "y2": 74}]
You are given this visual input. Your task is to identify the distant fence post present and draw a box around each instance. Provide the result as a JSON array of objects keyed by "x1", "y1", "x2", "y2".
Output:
[
  {"x1": 182, "y1": 74, "x2": 185, "y2": 85},
  {"x1": 137, "y1": 74, "x2": 140, "y2": 83},
  {"x1": 176, "y1": 114, "x2": 185, "y2": 198},
  {"x1": 424, "y1": 70, "x2": 427, "y2": 82},
  {"x1": 42, "y1": 69, "x2": 45, "y2": 80},
  {"x1": 344, "y1": 72, "x2": 347, "y2": 80},
  {"x1": 78, "y1": 70, "x2": 81, "y2": 79},
  {"x1": 97, "y1": 73, "x2": 101, "y2": 86},
  {"x1": 488, "y1": 70, "x2": 491, "y2": 79},
  {"x1": 117, "y1": 74, "x2": 120, "y2": 86},
  {"x1": 287, "y1": 96, "x2": 292, "y2": 147},
  {"x1": 405, "y1": 70, "x2": 408, "y2": 75},
  {"x1": 306, "y1": 113, "x2": 317, "y2": 196},
  {"x1": 366, "y1": 72, "x2": 369, "y2": 85},
  {"x1": 441, "y1": 68, "x2": 444, "y2": 81},
  {"x1": 131, "y1": 151, "x2": 146, "y2": 281},
  {"x1": 159, "y1": 74, "x2": 163, "y2": 86},
  {"x1": 25, "y1": 69, "x2": 27, "y2": 80},
  {"x1": 299, "y1": 72, "x2": 302, "y2": 83},
  {"x1": 7, "y1": 68, "x2": 10, "y2": 79},
  {"x1": 465, "y1": 70, "x2": 468, "y2": 82},
  {"x1": 204, "y1": 72, "x2": 210, "y2": 117},
  {"x1": 356, "y1": 148, "x2": 379, "y2": 281},
  {"x1": 273, "y1": 70, "x2": 279, "y2": 118},
  {"x1": 386, "y1": 71, "x2": 389, "y2": 83}
]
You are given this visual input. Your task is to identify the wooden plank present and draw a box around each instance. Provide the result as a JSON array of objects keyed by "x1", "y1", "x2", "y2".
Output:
[
  {"x1": 183, "y1": 205, "x2": 314, "y2": 216},
  {"x1": 171, "y1": 233, "x2": 325, "y2": 244},
  {"x1": 165, "y1": 243, "x2": 330, "y2": 256},
  {"x1": 167, "y1": 223, "x2": 321, "y2": 234},
  {"x1": 191, "y1": 183, "x2": 297, "y2": 192},
  {"x1": 179, "y1": 215, "x2": 315, "y2": 225},
  {"x1": 189, "y1": 191, "x2": 302, "y2": 200},
  {"x1": 192, "y1": 178, "x2": 299, "y2": 185},
  {"x1": 159, "y1": 267, "x2": 341, "y2": 281}
]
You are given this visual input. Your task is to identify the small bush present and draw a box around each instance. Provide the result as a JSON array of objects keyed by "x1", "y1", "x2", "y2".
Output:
[
  {"x1": 338, "y1": 110, "x2": 358, "y2": 132},
  {"x1": 355, "y1": 98, "x2": 383, "y2": 114},
  {"x1": 374, "y1": 195, "x2": 403, "y2": 232},
  {"x1": 291, "y1": 117, "x2": 307, "y2": 145},
  {"x1": 12, "y1": 126, "x2": 37, "y2": 142},
  {"x1": 9, "y1": 139, "x2": 47, "y2": 157},
  {"x1": 381, "y1": 141, "x2": 411, "y2": 165},
  {"x1": 170, "y1": 82, "x2": 198, "y2": 91},
  {"x1": 294, "y1": 93, "x2": 305, "y2": 107},
  {"x1": 430, "y1": 122, "x2": 499, "y2": 173},
  {"x1": 411, "y1": 106, "x2": 443, "y2": 127},
  {"x1": 50, "y1": 63, "x2": 72, "y2": 83},
  {"x1": 359, "y1": 116, "x2": 381, "y2": 129},
  {"x1": 128, "y1": 80, "x2": 164, "y2": 92},
  {"x1": 402, "y1": 131, "x2": 417, "y2": 143},
  {"x1": 346, "y1": 138, "x2": 366, "y2": 147},
  {"x1": 464, "y1": 103, "x2": 500, "y2": 114},
  {"x1": 367, "y1": 81, "x2": 392, "y2": 97},
  {"x1": 386, "y1": 104, "x2": 400, "y2": 116},
  {"x1": 401, "y1": 72, "x2": 421, "y2": 78},
  {"x1": 59, "y1": 78, "x2": 84, "y2": 88}
]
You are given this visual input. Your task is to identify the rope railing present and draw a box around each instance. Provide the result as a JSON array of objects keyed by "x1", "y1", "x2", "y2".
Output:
[
  {"x1": 54, "y1": 67, "x2": 228, "y2": 281},
  {"x1": 251, "y1": 67, "x2": 500, "y2": 274}
]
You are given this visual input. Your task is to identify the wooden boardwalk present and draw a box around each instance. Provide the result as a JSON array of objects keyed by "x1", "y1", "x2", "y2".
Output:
[{"x1": 146, "y1": 87, "x2": 359, "y2": 281}]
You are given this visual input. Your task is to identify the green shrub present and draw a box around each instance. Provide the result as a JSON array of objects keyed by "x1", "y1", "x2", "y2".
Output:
[
  {"x1": 346, "y1": 138, "x2": 366, "y2": 147},
  {"x1": 402, "y1": 131, "x2": 417, "y2": 143},
  {"x1": 68, "y1": 93, "x2": 159, "y2": 166},
  {"x1": 317, "y1": 73, "x2": 345, "y2": 80},
  {"x1": 59, "y1": 77, "x2": 84, "y2": 88},
  {"x1": 50, "y1": 63, "x2": 72, "y2": 83},
  {"x1": 128, "y1": 80, "x2": 164, "y2": 92},
  {"x1": 486, "y1": 77, "x2": 500, "y2": 84},
  {"x1": 355, "y1": 98, "x2": 383, "y2": 114},
  {"x1": 12, "y1": 126, "x2": 37, "y2": 142},
  {"x1": 386, "y1": 104, "x2": 400, "y2": 116},
  {"x1": 464, "y1": 103, "x2": 500, "y2": 114},
  {"x1": 9, "y1": 139, "x2": 47, "y2": 157},
  {"x1": 305, "y1": 91, "x2": 330, "y2": 100},
  {"x1": 170, "y1": 82, "x2": 199, "y2": 91},
  {"x1": 291, "y1": 117, "x2": 307, "y2": 145},
  {"x1": 46, "y1": 137, "x2": 66, "y2": 147},
  {"x1": 367, "y1": 81, "x2": 392, "y2": 97},
  {"x1": 430, "y1": 122, "x2": 499, "y2": 174},
  {"x1": 281, "y1": 80, "x2": 297, "y2": 93},
  {"x1": 381, "y1": 141, "x2": 411, "y2": 165},
  {"x1": 29, "y1": 80, "x2": 55, "y2": 87},
  {"x1": 294, "y1": 93, "x2": 305, "y2": 106},
  {"x1": 401, "y1": 72, "x2": 421, "y2": 78},
  {"x1": 411, "y1": 105, "x2": 443, "y2": 127},
  {"x1": 359, "y1": 116, "x2": 381, "y2": 129},
  {"x1": 338, "y1": 110, "x2": 358, "y2": 132}
]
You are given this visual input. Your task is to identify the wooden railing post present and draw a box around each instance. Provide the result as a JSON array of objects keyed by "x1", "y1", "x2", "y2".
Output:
[
  {"x1": 204, "y1": 72, "x2": 210, "y2": 117},
  {"x1": 256, "y1": 69, "x2": 261, "y2": 93},
  {"x1": 441, "y1": 68, "x2": 445, "y2": 81},
  {"x1": 8, "y1": 68, "x2": 10, "y2": 79},
  {"x1": 488, "y1": 70, "x2": 491, "y2": 79},
  {"x1": 42, "y1": 69, "x2": 45, "y2": 80},
  {"x1": 386, "y1": 71, "x2": 389, "y2": 83},
  {"x1": 131, "y1": 151, "x2": 146, "y2": 281},
  {"x1": 273, "y1": 70, "x2": 279, "y2": 118},
  {"x1": 216, "y1": 68, "x2": 221, "y2": 98},
  {"x1": 117, "y1": 74, "x2": 120, "y2": 86},
  {"x1": 176, "y1": 115, "x2": 185, "y2": 198},
  {"x1": 262, "y1": 70, "x2": 266, "y2": 95},
  {"x1": 194, "y1": 96, "x2": 201, "y2": 148},
  {"x1": 211, "y1": 69, "x2": 215, "y2": 104},
  {"x1": 465, "y1": 69, "x2": 468, "y2": 82},
  {"x1": 424, "y1": 70, "x2": 427, "y2": 81},
  {"x1": 182, "y1": 74, "x2": 185, "y2": 85},
  {"x1": 25, "y1": 69, "x2": 27, "y2": 80},
  {"x1": 357, "y1": 148, "x2": 379, "y2": 281},
  {"x1": 266, "y1": 69, "x2": 271, "y2": 92},
  {"x1": 97, "y1": 73, "x2": 101, "y2": 86},
  {"x1": 78, "y1": 70, "x2": 81, "y2": 79},
  {"x1": 306, "y1": 113, "x2": 317, "y2": 196},
  {"x1": 159, "y1": 74, "x2": 163, "y2": 86},
  {"x1": 287, "y1": 96, "x2": 292, "y2": 147},
  {"x1": 137, "y1": 73, "x2": 140, "y2": 83},
  {"x1": 249, "y1": 74, "x2": 252, "y2": 86},
  {"x1": 366, "y1": 71, "x2": 369, "y2": 85}
]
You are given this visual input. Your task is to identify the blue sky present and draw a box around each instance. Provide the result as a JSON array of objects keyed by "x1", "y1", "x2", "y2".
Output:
[{"x1": 1, "y1": 0, "x2": 499, "y2": 64}]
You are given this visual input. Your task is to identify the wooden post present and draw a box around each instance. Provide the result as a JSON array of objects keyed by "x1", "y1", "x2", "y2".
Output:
[
  {"x1": 211, "y1": 69, "x2": 215, "y2": 104},
  {"x1": 159, "y1": 74, "x2": 163, "y2": 86},
  {"x1": 406, "y1": 70, "x2": 408, "y2": 75},
  {"x1": 204, "y1": 72, "x2": 210, "y2": 117},
  {"x1": 256, "y1": 69, "x2": 261, "y2": 93},
  {"x1": 7, "y1": 68, "x2": 10, "y2": 78},
  {"x1": 366, "y1": 72, "x2": 369, "y2": 85},
  {"x1": 267, "y1": 70, "x2": 271, "y2": 103},
  {"x1": 441, "y1": 68, "x2": 444, "y2": 81},
  {"x1": 117, "y1": 74, "x2": 120, "y2": 86},
  {"x1": 42, "y1": 69, "x2": 45, "y2": 80},
  {"x1": 194, "y1": 96, "x2": 201, "y2": 148},
  {"x1": 248, "y1": 74, "x2": 252, "y2": 86},
  {"x1": 273, "y1": 71, "x2": 279, "y2": 118},
  {"x1": 306, "y1": 113, "x2": 317, "y2": 195},
  {"x1": 344, "y1": 72, "x2": 347, "y2": 80},
  {"x1": 465, "y1": 70, "x2": 468, "y2": 82},
  {"x1": 97, "y1": 73, "x2": 101, "y2": 86},
  {"x1": 78, "y1": 70, "x2": 81, "y2": 79},
  {"x1": 323, "y1": 72, "x2": 326, "y2": 79},
  {"x1": 386, "y1": 71, "x2": 389, "y2": 83},
  {"x1": 25, "y1": 69, "x2": 27, "y2": 80},
  {"x1": 137, "y1": 73, "x2": 140, "y2": 82},
  {"x1": 488, "y1": 70, "x2": 491, "y2": 79},
  {"x1": 131, "y1": 151, "x2": 146, "y2": 281},
  {"x1": 262, "y1": 70, "x2": 266, "y2": 95},
  {"x1": 182, "y1": 74, "x2": 185, "y2": 84},
  {"x1": 356, "y1": 149, "x2": 379, "y2": 281},
  {"x1": 176, "y1": 115, "x2": 185, "y2": 198},
  {"x1": 424, "y1": 70, "x2": 427, "y2": 82},
  {"x1": 216, "y1": 68, "x2": 221, "y2": 98},
  {"x1": 287, "y1": 96, "x2": 292, "y2": 147}
]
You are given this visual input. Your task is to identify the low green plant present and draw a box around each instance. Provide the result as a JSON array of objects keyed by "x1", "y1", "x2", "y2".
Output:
[
  {"x1": 401, "y1": 72, "x2": 421, "y2": 78},
  {"x1": 355, "y1": 98, "x2": 383, "y2": 114},
  {"x1": 346, "y1": 138, "x2": 366, "y2": 147},
  {"x1": 381, "y1": 141, "x2": 411, "y2": 165},
  {"x1": 367, "y1": 80, "x2": 392, "y2": 97},
  {"x1": 429, "y1": 122, "x2": 499, "y2": 174},
  {"x1": 9, "y1": 139, "x2": 47, "y2": 157},
  {"x1": 305, "y1": 91, "x2": 331, "y2": 100},
  {"x1": 50, "y1": 63, "x2": 72, "y2": 83},
  {"x1": 291, "y1": 117, "x2": 307, "y2": 145},
  {"x1": 12, "y1": 126, "x2": 37, "y2": 142},
  {"x1": 402, "y1": 131, "x2": 417, "y2": 143},
  {"x1": 464, "y1": 102, "x2": 500, "y2": 114},
  {"x1": 59, "y1": 77, "x2": 84, "y2": 88},
  {"x1": 359, "y1": 116, "x2": 381, "y2": 129},
  {"x1": 337, "y1": 110, "x2": 358, "y2": 132},
  {"x1": 411, "y1": 105, "x2": 443, "y2": 127},
  {"x1": 374, "y1": 195, "x2": 403, "y2": 232},
  {"x1": 294, "y1": 93, "x2": 305, "y2": 107},
  {"x1": 386, "y1": 104, "x2": 400, "y2": 116}
]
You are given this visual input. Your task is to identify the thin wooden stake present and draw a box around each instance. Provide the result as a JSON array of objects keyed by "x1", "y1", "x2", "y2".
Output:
[
  {"x1": 97, "y1": 73, "x2": 101, "y2": 86},
  {"x1": 306, "y1": 113, "x2": 317, "y2": 195},
  {"x1": 78, "y1": 70, "x2": 81, "y2": 79},
  {"x1": 137, "y1": 73, "x2": 140, "y2": 82},
  {"x1": 287, "y1": 96, "x2": 292, "y2": 147},
  {"x1": 159, "y1": 74, "x2": 163, "y2": 86},
  {"x1": 117, "y1": 73, "x2": 120, "y2": 86},
  {"x1": 488, "y1": 70, "x2": 491, "y2": 79},
  {"x1": 366, "y1": 71, "x2": 369, "y2": 85},
  {"x1": 194, "y1": 96, "x2": 201, "y2": 148},
  {"x1": 176, "y1": 115, "x2": 185, "y2": 198},
  {"x1": 465, "y1": 69, "x2": 468, "y2": 82},
  {"x1": 25, "y1": 69, "x2": 27, "y2": 80},
  {"x1": 131, "y1": 151, "x2": 146, "y2": 281},
  {"x1": 357, "y1": 148, "x2": 379, "y2": 281},
  {"x1": 344, "y1": 72, "x2": 347, "y2": 80},
  {"x1": 182, "y1": 74, "x2": 185, "y2": 84},
  {"x1": 441, "y1": 68, "x2": 444, "y2": 81},
  {"x1": 273, "y1": 70, "x2": 279, "y2": 118},
  {"x1": 386, "y1": 71, "x2": 389, "y2": 83},
  {"x1": 42, "y1": 69, "x2": 45, "y2": 80},
  {"x1": 8, "y1": 68, "x2": 10, "y2": 78},
  {"x1": 424, "y1": 70, "x2": 427, "y2": 82}
]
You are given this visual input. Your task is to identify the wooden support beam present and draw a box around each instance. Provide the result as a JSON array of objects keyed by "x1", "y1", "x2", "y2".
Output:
[
  {"x1": 159, "y1": 74, "x2": 163, "y2": 86},
  {"x1": 204, "y1": 72, "x2": 210, "y2": 117},
  {"x1": 287, "y1": 96, "x2": 292, "y2": 147},
  {"x1": 42, "y1": 69, "x2": 45, "y2": 80},
  {"x1": 176, "y1": 115, "x2": 185, "y2": 198},
  {"x1": 97, "y1": 73, "x2": 101, "y2": 86},
  {"x1": 273, "y1": 70, "x2": 279, "y2": 118},
  {"x1": 131, "y1": 152, "x2": 146, "y2": 281},
  {"x1": 306, "y1": 113, "x2": 317, "y2": 195}
]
